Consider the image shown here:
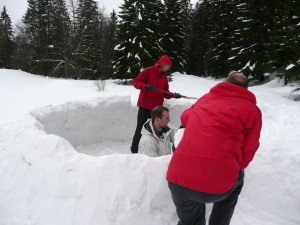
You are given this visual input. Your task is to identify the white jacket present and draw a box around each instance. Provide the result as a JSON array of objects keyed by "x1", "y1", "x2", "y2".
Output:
[{"x1": 138, "y1": 119, "x2": 177, "y2": 157}]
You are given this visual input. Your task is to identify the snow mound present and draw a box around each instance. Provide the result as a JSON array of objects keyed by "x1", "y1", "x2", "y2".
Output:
[{"x1": 0, "y1": 96, "x2": 189, "y2": 225}]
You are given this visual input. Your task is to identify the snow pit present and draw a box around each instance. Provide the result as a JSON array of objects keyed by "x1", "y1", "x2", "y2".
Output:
[{"x1": 32, "y1": 96, "x2": 190, "y2": 156}]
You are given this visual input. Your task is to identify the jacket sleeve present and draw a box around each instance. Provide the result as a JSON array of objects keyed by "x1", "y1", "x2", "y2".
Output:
[
  {"x1": 133, "y1": 68, "x2": 149, "y2": 90},
  {"x1": 180, "y1": 106, "x2": 194, "y2": 127},
  {"x1": 164, "y1": 80, "x2": 173, "y2": 99},
  {"x1": 240, "y1": 108, "x2": 262, "y2": 170},
  {"x1": 138, "y1": 135, "x2": 159, "y2": 157}
]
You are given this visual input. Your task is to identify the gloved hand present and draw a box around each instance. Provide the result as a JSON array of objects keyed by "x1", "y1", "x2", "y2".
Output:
[
  {"x1": 145, "y1": 84, "x2": 157, "y2": 92},
  {"x1": 173, "y1": 92, "x2": 182, "y2": 99}
]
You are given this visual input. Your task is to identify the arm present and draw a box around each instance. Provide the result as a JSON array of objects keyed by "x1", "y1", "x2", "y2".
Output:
[
  {"x1": 240, "y1": 108, "x2": 262, "y2": 170},
  {"x1": 180, "y1": 106, "x2": 194, "y2": 127},
  {"x1": 163, "y1": 80, "x2": 173, "y2": 99},
  {"x1": 132, "y1": 68, "x2": 150, "y2": 90}
]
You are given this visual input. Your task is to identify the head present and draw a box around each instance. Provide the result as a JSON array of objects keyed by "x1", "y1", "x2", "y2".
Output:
[
  {"x1": 156, "y1": 55, "x2": 172, "y2": 72},
  {"x1": 151, "y1": 106, "x2": 170, "y2": 131},
  {"x1": 225, "y1": 71, "x2": 248, "y2": 89},
  {"x1": 160, "y1": 65, "x2": 171, "y2": 73}
]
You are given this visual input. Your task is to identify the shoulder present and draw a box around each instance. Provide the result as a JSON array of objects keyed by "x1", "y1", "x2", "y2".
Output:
[
  {"x1": 168, "y1": 124, "x2": 178, "y2": 133},
  {"x1": 164, "y1": 125, "x2": 178, "y2": 137},
  {"x1": 142, "y1": 66, "x2": 155, "y2": 73},
  {"x1": 140, "y1": 133, "x2": 157, "y2": 143}
]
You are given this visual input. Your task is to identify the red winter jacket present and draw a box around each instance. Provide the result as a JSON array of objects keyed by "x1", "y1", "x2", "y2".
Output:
[
  {"x1": 167, "y1": 82, "x2": 262, "y2": 194},
  {"x1": 133, "y1": 55, "x2": 173, "y2": 110}
]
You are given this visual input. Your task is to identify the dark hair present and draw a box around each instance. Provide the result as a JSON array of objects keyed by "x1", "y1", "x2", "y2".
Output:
[
  {"x1": 225, "y1": 71, "x2": 248, "y2": 89},
  {"x1": 151, "y1": 106, "x2": 169, "y2": 120}
]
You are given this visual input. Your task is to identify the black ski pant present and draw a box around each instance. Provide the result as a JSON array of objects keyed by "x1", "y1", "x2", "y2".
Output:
[
  {"x1": 130, "y1": 107, "x2": 151, "y2": 153},
  {"x1": 168, "y1": 171, "x2": 244, "y2": 225}
]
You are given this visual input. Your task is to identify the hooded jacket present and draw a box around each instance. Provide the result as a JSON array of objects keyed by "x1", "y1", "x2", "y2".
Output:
[
  {"x1": 167, "y1": 82, "x2": 262, "y2": 194},
  {"x1": 133, "y1": 55, "x2": 173, "y2": 110},
  {"x1": 138, "y1": 119, "x2": 177, "y2": 157}
]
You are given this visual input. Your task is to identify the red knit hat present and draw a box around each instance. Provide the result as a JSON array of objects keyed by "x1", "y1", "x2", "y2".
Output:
[{"x1": 156, "y1": 55, "x2": 172, "y2": 66}]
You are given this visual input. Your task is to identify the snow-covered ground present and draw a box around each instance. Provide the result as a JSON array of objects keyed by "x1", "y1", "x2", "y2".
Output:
[{"x1": 0, "y1": 69, "x2": 299, "y2": 225}]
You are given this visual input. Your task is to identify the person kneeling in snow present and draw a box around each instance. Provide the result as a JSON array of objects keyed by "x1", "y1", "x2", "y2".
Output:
[{"x1": 138, "y1": 106, "x2": 177, "y2": 157}]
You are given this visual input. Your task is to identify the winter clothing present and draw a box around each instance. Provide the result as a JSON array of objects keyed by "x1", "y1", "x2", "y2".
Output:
[
  {"x1": 168, "y1": 171, "x2": 244, "y2": 225},
  {"x1": 132, "y1": 55, "x2": 173, "y2": 110},
  {"x1": 167, "y1": 82, "x2": 262, "y2": 194},
  {"x1": 138, "y1": 119, "x2": 177, "y2": 157},
  {"x1": 131, "y1": 55, "x2": 173, "y2": 153},
  {"x1": 173, "y1": 93, "x2": 181, "y2": 99},
  {"x1": 156, "y1": 54, "x2": 172, "y2": 66},
  {"x1": 145, "y1": 84, "x2": 158, "y2": 92},
  {"x1": 131, "y1": 107, "x2": 151, "y2": 153}
]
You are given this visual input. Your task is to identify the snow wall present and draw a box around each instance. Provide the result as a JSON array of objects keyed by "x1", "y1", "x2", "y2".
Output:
[
  {"x1": 0, "y1": 96, "x2": 194, "y2": 225},
  {"x1": 32, "y1": 96, "x2": 190, "y2": 147}
]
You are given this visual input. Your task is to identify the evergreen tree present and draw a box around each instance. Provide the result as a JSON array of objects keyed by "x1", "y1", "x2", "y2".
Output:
[
  {"x1": 229, "y1": 0, "x2": 277, "y2": 82},
  {"x1": 24, "y1": 0, "x2": 50, "y2": 75},
  {"x1": 206, "y1": 0, "x2": 237, "y2": 78},
  {"x1": 161, "y1": 0, "x2": 189, "y2": 72},
  {"x1": 102, "y1": 10, "x2": 118, "y2": 78},
  {"x1": 74, "y1": 0, "x2": 101, "y2": 79},
  {"x1": 228, "y1": 0, "x2": 255, "y2": 77},
  {"x1": 23, "y1": 0, "x2": 71, "y2": 77},
  {"x1": 244, "y1": 0, "x2": 276, "y2": 82},
  {"x1": 187, "y1": 0, "x2": 213, "y2": 76},
  {"x1": 66, "y1": 0, "x2": 78, "y2": 31},
  {"x1": 0, "y1": 6, "x2": 14, "y2": 69},
  {"x1": 270, "y1": 0, "x2": 300, "y2": 84},
  {"x1": 95, "y1": 7, "x2": 111, "y2": 78},
  {"x1": 12, "y1": 22, "x2": 33, "y2": 71},
  {"x1": 113, "y1": 0, "x2": 164, "y2": 79},
  {"x1": 48, "y1": 0, "x2": 72, "y2": 78}
]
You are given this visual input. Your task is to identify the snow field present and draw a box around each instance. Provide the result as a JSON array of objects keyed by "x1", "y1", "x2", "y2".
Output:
[{"x1": 0, "y1": 69, "x2": 300, "y2": 225}]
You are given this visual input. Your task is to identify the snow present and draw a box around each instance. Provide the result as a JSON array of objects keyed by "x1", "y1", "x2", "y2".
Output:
[
  {"x1": 133, "y1": 37, "x2": 137, "y2": 44},
  {"x1": 286, "y1": 64, "x2": 295, "y2": 70},
  {"x1": 231, "y1": 47, "x2": 240, "y2": 51},
  {"x1": 135, "y1": 54, "x2": 141, "y2": 60},
  {"x1": 228, "y1": 56, "x2": 237, "y2": 60},
  {"x1": 241, "y1": 60, "x2": 251, "y2": 70},
  {"x1": 249, "y1": 62, "x2": 257, "y2": 71},
  {"x1": 0, "y1": 69, "x2": 300, "y2": 225},
  {"x1": 113, "y1": 44, "x2": 122, "y2": 50},
  {"x1": 146, "y1": 28, "x2": 154, "y2": 33}
]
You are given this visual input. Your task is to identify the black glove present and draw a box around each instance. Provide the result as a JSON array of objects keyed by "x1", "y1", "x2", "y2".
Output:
[
  {"x1": 173, "y1": 92, "x2": 181, "y2": 99},
  {"x1": 145, "y1": 84, "x2": 157, "y2": 92}
]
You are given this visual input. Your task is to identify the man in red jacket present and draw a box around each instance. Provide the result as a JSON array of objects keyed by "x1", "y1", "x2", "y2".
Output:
[
  {"x1": 131, "y1": 55, "x2": 181, "y2": 154},
  {"x1": 167, "y1": 71, "x2": 262, "y2": 225}
]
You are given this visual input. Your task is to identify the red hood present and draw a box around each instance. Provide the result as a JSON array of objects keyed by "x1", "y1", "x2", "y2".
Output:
[{"x1": 156, "y1": 55, "x2": 172, "y2": 66}]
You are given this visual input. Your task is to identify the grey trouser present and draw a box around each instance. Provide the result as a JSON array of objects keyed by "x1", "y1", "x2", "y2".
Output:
[{"x1": 168, "y1": 171, "x2": 244, "y2": 225}]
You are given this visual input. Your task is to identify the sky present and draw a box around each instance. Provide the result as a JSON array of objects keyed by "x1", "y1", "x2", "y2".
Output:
[{"x1": 0, "y1": 0, "x2": 198, "y2": 26}]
